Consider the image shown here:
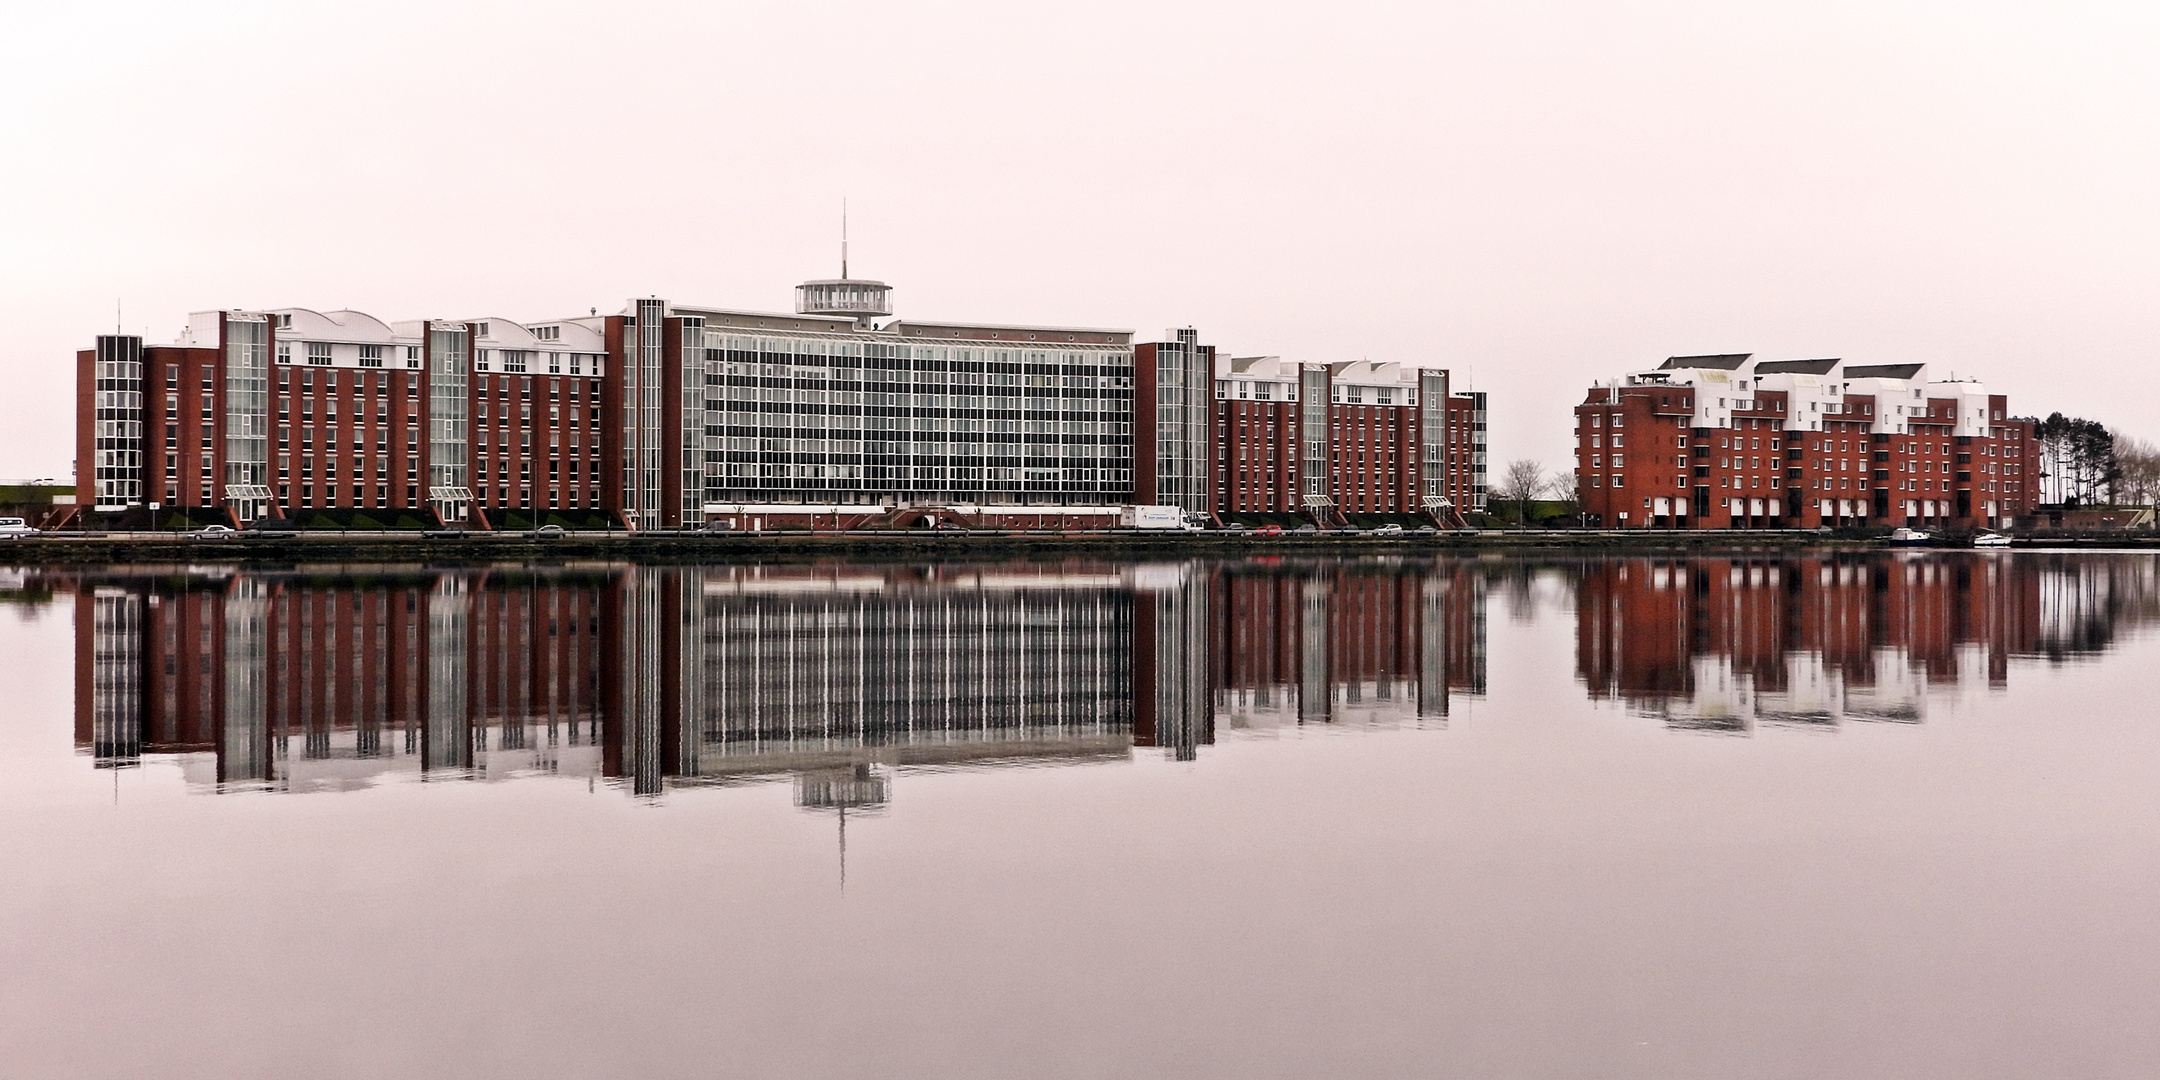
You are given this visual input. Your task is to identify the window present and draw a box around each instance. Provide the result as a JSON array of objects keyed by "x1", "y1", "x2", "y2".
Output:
[
  {"x1": 306, "y1": 342, "x2": 332, "y2": 366},
  {"x1": 533, "y1": 326, "x2": 560, "y2": 342},
  {"x1": 359, "y1": 344, "x2": 384, "y2": 368}
]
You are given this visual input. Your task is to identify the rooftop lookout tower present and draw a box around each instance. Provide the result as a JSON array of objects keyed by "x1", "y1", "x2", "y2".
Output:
[{"x1": 794, "y1": 278, "x2": 891, "y2": 328}]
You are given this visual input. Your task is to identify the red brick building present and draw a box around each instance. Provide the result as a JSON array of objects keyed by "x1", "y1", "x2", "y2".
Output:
[
  {"x1": 1212, "y1": 356, "x2": 1486, "y2": 524},
  {"x1": 1576, "y1": 355, "x2": 2038, "y2": 530},
  {"x1": 77, "y1": 309, "x2": 611, "y2": 527}
]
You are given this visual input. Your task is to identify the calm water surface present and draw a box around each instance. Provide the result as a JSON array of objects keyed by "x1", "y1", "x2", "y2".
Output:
[{"x1": 3, "y1": 553, "x2": 2158, "y2": 1079}]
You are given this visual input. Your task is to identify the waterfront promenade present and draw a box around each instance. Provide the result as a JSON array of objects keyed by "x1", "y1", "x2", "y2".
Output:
[{"x1": 1, "y1": 526, "x2": 2150, "y2": 565}]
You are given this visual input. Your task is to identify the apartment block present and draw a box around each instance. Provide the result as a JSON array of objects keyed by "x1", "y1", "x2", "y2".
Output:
[
  {"x1": 1212, "y1": 356, "x2": 1486, "y2": 523},
  {"x1": 1575, "y1": 354, "x2": 2038, "y2": 530}
]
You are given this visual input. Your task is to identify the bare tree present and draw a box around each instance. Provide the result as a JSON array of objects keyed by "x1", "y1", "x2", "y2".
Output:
[
  {"x1": 2115, "y1": 434, "x2": 2160, "y2": 507},
  {"x1": 1547, "y1": 468, "x2": 1580, "y2": 527},
  {"x1": 1496, "y1": 459, "x2": 1546, "y2": 526}
]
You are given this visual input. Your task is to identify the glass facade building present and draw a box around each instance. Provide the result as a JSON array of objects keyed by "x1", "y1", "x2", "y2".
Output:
[
  {"x1": 90, "y1": 336, "x2": 145, "y2": 511},
  {"x1": 220, "y1": 315, "x2": 271, "y2": 521},
  {"x1": 672, "y1": 304, "x2": 1138, "y2": 516},
  {"x1": 426, "y1": 323, "x2": 472, "y2": 521},
  {"x1": 1135, "y1": 329, "x2": 1215, "y2": 517}
]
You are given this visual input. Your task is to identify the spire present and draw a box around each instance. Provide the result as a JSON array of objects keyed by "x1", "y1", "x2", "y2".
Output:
[{"x1": 842, "y1": 198, "x2": 849, "y2": 280}]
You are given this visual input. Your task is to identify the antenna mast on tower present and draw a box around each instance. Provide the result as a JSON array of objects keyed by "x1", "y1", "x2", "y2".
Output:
[{"x1": 796, "y1": 199, "x2": 891, "y2": 328}]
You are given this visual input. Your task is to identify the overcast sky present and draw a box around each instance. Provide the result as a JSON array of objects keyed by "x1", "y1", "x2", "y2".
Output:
[{"x1": 7, "y1": 0, "x2": 2158, "y2": 480}]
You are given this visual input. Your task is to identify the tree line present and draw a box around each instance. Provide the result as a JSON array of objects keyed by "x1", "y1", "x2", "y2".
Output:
[{"x1": 2032, "y1": 413, "x2": 2160, "y2": 508}]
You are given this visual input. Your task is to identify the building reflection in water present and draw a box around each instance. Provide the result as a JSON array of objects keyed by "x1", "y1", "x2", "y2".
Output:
[
  {"x1": 60, "y1": 558, "x2": 1492, "y2": 799},
  {"x1": 1576, "y1": 553, "x2": 2160, "y2": 732}
]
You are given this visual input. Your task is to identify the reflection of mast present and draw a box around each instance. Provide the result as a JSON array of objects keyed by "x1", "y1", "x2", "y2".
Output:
[{"x1": 795, "y1": 763, "x2": 889, "y2": 893}]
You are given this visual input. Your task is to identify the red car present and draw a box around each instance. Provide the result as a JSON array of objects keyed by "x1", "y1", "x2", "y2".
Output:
[{"x1": 1255, "y1": 524, "x2": 1284, "y2": 537}]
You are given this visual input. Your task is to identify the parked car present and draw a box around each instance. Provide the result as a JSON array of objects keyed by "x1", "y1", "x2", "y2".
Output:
[
  {"x1": 189, "y1": 524, "x2": 237, "y2": 540},
  {"x1": 245, "y1": 517, "x2": 299, "y2": 534},
  {"x1": 1255, "y1": 524, "x2": 1284, "y2": 537},
  {"x1": 1292, "y1": 524, "x2": 1319, "y2": 534},
  {"x1": 0, "y1": 516, "x2": 39, "y2": 539},
  {"x1": 532, "y1": 524, "x2": 566, "y2": 539},
  {"x1": 1370, "y1": 524, "x2": 1405, "y2": 537},
  {"x1": 1412, "y1": 525, "x2": 1439, "y2": 536}
]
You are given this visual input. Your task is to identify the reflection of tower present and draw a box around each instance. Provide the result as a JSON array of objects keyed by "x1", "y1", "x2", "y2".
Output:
[
  {"x1": 669, "y1": 568, "x2": 706, "y2": 783},
  {"x1": 609, "y1": 567, "x2": 665, "y2": 797},
  {"x1": 219, "y1": 577, "x2": 269, "y2": 785},
  {"x1": 1418, "y1": 573, "x2": 1451, "y2": 722},
  {"x1": 89, "y1": 587, "x2": 144, "y2": 768},
  {"x1": 424, "y1": 575, "x2": 471, "y2": 771},
  {"x1": 1132, "y1": 563, "x2": 1212, "y2": 760},
  {"x1": 1298, "y1": 574, "x2": 1331, "y2": 722},
  {"x1": 604, "y1": 566, "x2": 702, "y2": 798}
]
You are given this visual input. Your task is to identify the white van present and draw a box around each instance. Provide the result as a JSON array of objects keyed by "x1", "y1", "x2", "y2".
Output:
[{"x1": 0, "y1": 517, "x2": 38, "y2": 539}]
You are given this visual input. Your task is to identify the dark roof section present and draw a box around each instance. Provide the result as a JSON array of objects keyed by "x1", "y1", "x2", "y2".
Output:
[
  {"x1": 1755, "y1": 358, "x2": 1840, "y2": 375},
  {"x1": 1659, "y1": 353, "x2": 1751, "y2": 370},
  {"x1": 1843, "y1": 363, "x2": 1925, "y2": 380}
]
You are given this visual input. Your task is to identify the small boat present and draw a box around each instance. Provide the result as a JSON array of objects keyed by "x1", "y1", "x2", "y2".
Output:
[
  {"x1": 1972, "y1": 531, "x2": 2012, "y2": 548},
  {"x1": 1887, "y1": 527, "x2": 1933, "y2": 546}
]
